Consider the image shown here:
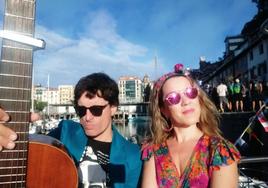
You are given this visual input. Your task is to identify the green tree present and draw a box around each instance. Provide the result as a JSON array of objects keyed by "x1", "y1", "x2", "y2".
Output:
[{"x1": 34, "y1": 100, "x2": 47, "y2": 112}]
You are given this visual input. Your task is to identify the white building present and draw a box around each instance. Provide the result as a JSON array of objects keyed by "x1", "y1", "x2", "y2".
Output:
[
  {"x1": 118, "y1": 76, "x2": 143, "y2": 103},
  {"x1": 33, "y1": 85, "x2": 46, "y2": 102},
  {"x1": 46, "y1": 88, "x2": 59, "y2": 104},
  {"x1": 58, "y1": 85, "x2": 74, "y2": 104},
  {"x1": 33, "y1": 85, "x2": 59, "y2": 104},
  {"x1": 203, "y1": 4, "x2": 268, "y2": 86}
]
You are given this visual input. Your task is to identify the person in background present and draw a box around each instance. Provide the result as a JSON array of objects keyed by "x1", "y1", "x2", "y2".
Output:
[
  {"x1": 256, "y1": 79, "x2": 264, "y2": 110},
  {"x1": 227, "y1": 80, "x2": 235, "y2": 112},
  {"x1": 249, "y1": 78, "x2": 264, "y2": 111},
  {"x1": 233, "y1": 78, "x2": 243, "y2": 112},
  {"x1": 241, "y1": 81, "x2": 249, "y2": 111},
  {"x1": 216, "y1": 80, "x2": 229, "y2": 112},
  {"x1": 0, "y1": 73, "x2": 142, "y2": 188},
  {"x1": 211, "y1": 85, "x2": 220, "y2": 111},
  {"x1": 142, "y1": 64, "x2": 240, "y2": 188}
]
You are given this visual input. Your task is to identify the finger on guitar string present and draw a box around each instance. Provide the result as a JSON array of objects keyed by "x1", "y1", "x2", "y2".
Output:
[
  {"x1": 0, "y1": 133, "x2": 16, "y2": 150},
  {"x1": 0, "y1": 108, "x2": 10, "y2": 122},
  {"x1": 0, "y1": 108, "x2": 17, "y2": 150}
]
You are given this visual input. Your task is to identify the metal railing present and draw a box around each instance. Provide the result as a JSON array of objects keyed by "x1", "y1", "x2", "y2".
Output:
[{"x1": 239, "y1": 156, "x2": 268, "y2": 188}]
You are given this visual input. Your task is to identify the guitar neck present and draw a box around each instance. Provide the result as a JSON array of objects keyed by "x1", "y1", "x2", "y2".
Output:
[{"x1": 0, "y1": 0, "x2": 36, "y2": 185}]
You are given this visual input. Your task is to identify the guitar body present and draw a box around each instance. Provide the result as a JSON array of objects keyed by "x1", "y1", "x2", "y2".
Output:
[{"x1": 27, "y1": 135, "x2": 78, "y2": 188}]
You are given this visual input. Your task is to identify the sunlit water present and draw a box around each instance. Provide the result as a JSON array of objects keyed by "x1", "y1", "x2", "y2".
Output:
[{"x1": 113, "y1": 117, "x2": 151, "y2": 145}]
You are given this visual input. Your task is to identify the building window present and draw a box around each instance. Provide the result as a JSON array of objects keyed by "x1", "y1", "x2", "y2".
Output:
[
  {"x1": 258, "y1": 61, "x2": 267, "y2": 76},
  {"x1": 259, "y1": 43, "x2": 264, "y2": 54}
]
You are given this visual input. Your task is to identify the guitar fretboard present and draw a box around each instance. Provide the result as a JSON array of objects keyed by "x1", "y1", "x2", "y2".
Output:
[{"x1": 0, "y1": 0, "x2": 36, "y2": 186}]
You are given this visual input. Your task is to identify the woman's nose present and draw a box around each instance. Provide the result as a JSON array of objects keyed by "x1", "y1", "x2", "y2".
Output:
[{"x1": 180, "y1": 93, "x2": 190, "y2": 106}]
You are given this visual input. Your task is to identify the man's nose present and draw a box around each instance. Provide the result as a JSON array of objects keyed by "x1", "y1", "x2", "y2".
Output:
[{"x1": 85, "y1": 109, "x2": 94, "y2": 120}]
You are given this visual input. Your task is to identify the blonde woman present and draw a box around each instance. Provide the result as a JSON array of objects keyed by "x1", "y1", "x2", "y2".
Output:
[{"x1": 142, "y1": 64, "x2": 240, "y2": 188}]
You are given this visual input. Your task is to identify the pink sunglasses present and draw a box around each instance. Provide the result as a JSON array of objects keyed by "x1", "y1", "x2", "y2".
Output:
[{"x1": 164, "y1": 87, "x2": 198, "y2": 106}]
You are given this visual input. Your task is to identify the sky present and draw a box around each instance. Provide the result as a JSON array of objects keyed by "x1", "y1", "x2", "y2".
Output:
[{"x1": 0, "y1": 0, "x2": 258, "y2": 87}]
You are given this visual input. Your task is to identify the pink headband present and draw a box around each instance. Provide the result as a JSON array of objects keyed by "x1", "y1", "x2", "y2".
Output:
[{"x1": 154, "y1": 64, "x2": 190, "y2": 98}]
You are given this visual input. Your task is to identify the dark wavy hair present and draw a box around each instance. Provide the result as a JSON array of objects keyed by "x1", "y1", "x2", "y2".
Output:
[{"x1": 73, "y1": 72, "x2": 119, "y2": 108}]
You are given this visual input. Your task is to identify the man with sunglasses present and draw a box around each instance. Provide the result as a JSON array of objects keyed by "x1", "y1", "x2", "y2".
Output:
[
  {"x1": 48, "y1": 72, "x2": 142, "y2": 188},
  {"x1": 0, "y1": 73, "x2": 142, "y2": 188}
]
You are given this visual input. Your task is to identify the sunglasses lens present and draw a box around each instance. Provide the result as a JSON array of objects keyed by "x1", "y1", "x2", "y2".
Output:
[
  {"x1": 165, "y1": 87, "x2": 198, "y2": 106},
  {"x1": 76, "y1": 105, "x2": 108, "y2": 117},
  {"x1": 89, "y1": 106, "x2": 103, "y2": 116},
  {"x1": 166, "y1": 92, "x2": 181, "y2": 105},
  {"x1": 76, "y1": 106, "x2": 87, "y2": 117},
  {"x1": 186, "y1": 87, "x2": 198, "y2": 99}
]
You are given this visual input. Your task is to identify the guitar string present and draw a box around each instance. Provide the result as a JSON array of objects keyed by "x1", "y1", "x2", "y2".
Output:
[
  {"x1": 14, "y1": 36, "x2": 30, "y2": 187},
  {"x1": 2, "y1": 13, "x2": 11, "y2": 185},
  {"x1": 0, "y1": 58, "x2": 8, "y2": 184},
  {"x1": 7, "y1": 43, "x2": 13, "y2": 187},
  {"x1": 2, "y1": 2, "x2": 23, "y2": 186},
  {"x1": 19, "y1": 47, "x2": 27, "y2": 187},
  {"x1": 18, "y1": 42, "x2": 22, "y2": 187},
  {"x1": 24, "y1": 52, "x2": 31, "y2": 188},
  {"x1": 12, "y1": 44, "x2": 17, "y2": 187},
  {"x1": 0, "y1": 59, "x2": 6, "y2": 184},
  {"x1": 15, "y1": 45, "x2": 20, "y2": 187},
  {"x1": 22, "y1": 2, "x2": 33, "y2": 185},
  {"x1": 1, "y1": 59, "x2": 12, "y2": 185},
  {"x1": 19, "y1": 47, "x2": 23, "y2": 187},
  {"x1": 21, "y1": 2, "x2": 35, "y2": 186},
  {"x1": 2, "y1": 1, "x2": 36, "y2": 186},
  {"x1": 19, "y1": 44, "x2": 28, "y2": 187},
  {"x1": 12, "y1": 43, "x2": 16, "y2": 187},
  {"x1": 2, "y1": 49, "x2": 33, "y2": 186}
]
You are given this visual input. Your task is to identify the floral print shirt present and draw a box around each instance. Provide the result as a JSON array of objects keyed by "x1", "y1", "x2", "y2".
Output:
[{"x1": 142, "y1": 135, "x2": 241, "y2": 188}]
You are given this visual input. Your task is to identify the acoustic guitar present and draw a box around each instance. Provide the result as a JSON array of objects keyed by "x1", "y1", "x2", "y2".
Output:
[{"x1": 0, "y1": 0, "x2": 78, "y2": 187}]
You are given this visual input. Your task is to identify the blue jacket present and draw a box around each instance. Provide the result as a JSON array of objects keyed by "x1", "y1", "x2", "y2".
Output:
[{"x1": 48, "y1": 120, "x2": 142, "y2": 188}]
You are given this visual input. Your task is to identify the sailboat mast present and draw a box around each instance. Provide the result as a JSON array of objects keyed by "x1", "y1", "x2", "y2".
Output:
[{"x1": 47, "y1": 74, "x2": 50, "y2": 117}]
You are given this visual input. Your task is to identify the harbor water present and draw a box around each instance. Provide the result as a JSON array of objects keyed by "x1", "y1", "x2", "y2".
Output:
[{"x1": 113, "y1": 116, "x2": 151, "y2": 144}]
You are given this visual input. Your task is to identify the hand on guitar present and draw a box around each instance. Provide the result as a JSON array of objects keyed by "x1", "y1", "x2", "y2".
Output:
[
  {"x1": 0, "y1": 108, "x2": 17, "y2": 151},
  {"x1": 0, "y1": 108, "x2": 40, "y2": 151}
]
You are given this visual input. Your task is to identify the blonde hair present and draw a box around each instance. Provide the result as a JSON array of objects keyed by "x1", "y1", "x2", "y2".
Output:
[{"x1": 149, "y1": 75, "x2": 221, "y2": 144}]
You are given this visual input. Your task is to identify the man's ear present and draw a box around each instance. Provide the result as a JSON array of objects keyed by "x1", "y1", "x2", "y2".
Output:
[{"x1": 110, "y1": 106, "x2": 118, "y2": 116}]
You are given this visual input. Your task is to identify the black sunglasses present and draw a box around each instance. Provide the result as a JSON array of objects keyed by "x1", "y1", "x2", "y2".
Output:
[{"x1": 75, "y1": 104, "x2": 109, "y2": 117}]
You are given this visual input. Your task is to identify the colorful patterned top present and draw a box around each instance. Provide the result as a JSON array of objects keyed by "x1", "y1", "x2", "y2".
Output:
[{"x1": 142, "y1": 135, "x2": 241, "y2": 188}]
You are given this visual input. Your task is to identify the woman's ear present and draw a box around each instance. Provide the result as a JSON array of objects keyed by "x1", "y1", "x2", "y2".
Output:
[
  {"x1": 160, "y1": 106, "x2": 170, "y2": 119},
  {"x1": 161, "y1": 109, "x2": 172, "y2": 126}
]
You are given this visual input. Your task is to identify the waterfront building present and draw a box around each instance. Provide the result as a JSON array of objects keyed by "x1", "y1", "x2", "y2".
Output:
[
  {"x1": 225, "y1": 35, "x2": 245, "y2": 56},
  {"x1": 58, "y1": 85, "x2": 74, "y2": 104},
  {"x1": 200, "y1": 1, "x2": 268, "y2": 87},
  {"x1": 44, "y1": 104, "x2": 76, "y2": 119},
  {"x1": 47, "y1": 88, "x2": 59, "y2": 104},
  {"x1": 116, "y1": 75, "x2": 152, "y2": 122},
  {"x1": 33, "y1": 85, "x2": 59, "y2": 104},
  {"x1": 118, "y1": 76, "x2": 143, "y2": 103},
  {"x1": 33, "y1": 84, "x2": 46, "y2": 102}
]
